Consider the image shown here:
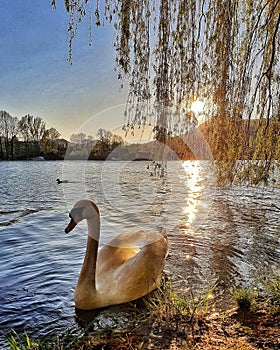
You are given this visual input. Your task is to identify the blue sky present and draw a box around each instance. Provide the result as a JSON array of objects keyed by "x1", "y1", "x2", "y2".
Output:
[{"x1": 0, "y1": 1, "x2": 127, "y2": 140}]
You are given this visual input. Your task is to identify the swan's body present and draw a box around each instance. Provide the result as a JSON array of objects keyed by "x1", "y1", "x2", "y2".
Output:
[{"x1": 65, "y1": 199, "x2": 168, "y2": 310}]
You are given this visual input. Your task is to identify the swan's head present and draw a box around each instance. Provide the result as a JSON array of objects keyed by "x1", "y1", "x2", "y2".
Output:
[{"x1": 65, "y1": 200, "x2": 100, "y2": 234}]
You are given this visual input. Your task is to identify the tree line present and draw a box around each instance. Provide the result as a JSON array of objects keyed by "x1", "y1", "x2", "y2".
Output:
[
  {"x1": 0, "y1": 110, "x2": 64, "y2": 160},
  {"x1": 66, "y1": 129, "x2": 125, "y2": 160},
  {"x1": 0, "y1": 110, "x2": 125, "y2": 161},
  {"x1": 2, "y1": 109, "x2": 279, "y2": 184}
]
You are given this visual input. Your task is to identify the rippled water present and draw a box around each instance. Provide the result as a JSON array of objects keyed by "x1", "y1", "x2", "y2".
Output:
[{"x1": 0, "y1": 160, "x2": 279, "y2": 347}]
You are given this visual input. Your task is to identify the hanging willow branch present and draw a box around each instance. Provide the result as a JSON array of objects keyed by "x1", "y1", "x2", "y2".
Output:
[{"x1": 52, "y1": 0, "x2": 280, "y2": 185}]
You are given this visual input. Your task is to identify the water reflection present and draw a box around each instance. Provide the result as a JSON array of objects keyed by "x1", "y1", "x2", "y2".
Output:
[
  {"x1": 182, "y1": 162, "x2": 204, "y2": 227},
  {"x1": 207, "y1": 200, "x2": 241, "y2": 290},
  {"x1": 0, "y1": 161, "x2": 279, "y2": 348},
  {"x1": 166, "y1": 161, "x2": 217, "y2": 293},
  {"x1": 166, "y1": 163, "x2": 280, "y2": 305}
]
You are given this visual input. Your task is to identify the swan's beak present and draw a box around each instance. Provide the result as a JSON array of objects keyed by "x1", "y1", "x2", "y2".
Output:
[{"x1": 65, "y1": 217, "x2": 77, "y2": 234}]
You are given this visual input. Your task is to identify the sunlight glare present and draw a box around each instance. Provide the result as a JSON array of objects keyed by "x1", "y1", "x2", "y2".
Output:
[
  {"x1": 191, "y1": 100, "x2": 204, "y2": 114},
  {"x1": 182, "y1": 162, "x2": 203, "y2": 227}
]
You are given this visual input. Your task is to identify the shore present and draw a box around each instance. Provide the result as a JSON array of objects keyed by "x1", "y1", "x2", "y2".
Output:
[{"x1": 6, "y1": 278, "x2": 280, "y2": 349}]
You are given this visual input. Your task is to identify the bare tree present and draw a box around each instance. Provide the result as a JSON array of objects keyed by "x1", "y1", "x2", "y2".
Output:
[
  {"x1": 40, "y1": 127, "x2": 62, "y2": 158},
  {"x1": 30, "y1": 116, "x2": 46, "y2": 143},
  {"x1": 18, "y1": 115, "x2": 46, "y2": 143},
  {"x1": 70, "y1": 133, "x2": 87, "y2": 145},
  {"x1": 45, "y1": 127, "x2": 61, "y2": 141},
  {"x1": 18, "y1": 115, "x2": 32, "y2": 142},
  {"x1": 96, "y1": 129, "x2": 113, "y2": 144},
  {"x1": 0, "y1": 110, "x2": 19, "y2": 160}
]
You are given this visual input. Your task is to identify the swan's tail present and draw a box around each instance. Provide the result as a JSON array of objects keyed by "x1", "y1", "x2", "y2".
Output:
[
  {"x1": 161, "y1": 228, "x2": 168, "y2": 257},
  {"x1": 162, "y1": 228, "x2": 168, "y2": 240}
]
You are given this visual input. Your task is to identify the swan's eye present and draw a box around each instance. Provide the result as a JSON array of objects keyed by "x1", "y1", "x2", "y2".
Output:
[{"x1": 69, "y1": 207, "x2": 84, "y2": 222}]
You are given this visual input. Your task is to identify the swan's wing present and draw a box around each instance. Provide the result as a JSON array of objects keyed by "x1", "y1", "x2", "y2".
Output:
[
  {"x1": 106, "y1": 229, "x2": 167, "y2": 248},
  {"x1": 95, "y1": 229, "x2": 168, "y2": 305},
  {"x1": 96, "y1": 229, "x2": 167, "y2": 277},
  {"x1": 98, "y1": 231, "x2": 168, "y2": 299},
  {"x1": 106, "y1": 230, "x2": 147, "y2": 248},
  {"x1": 96, "y1": 231, "x2": 145, "y2": 273}
]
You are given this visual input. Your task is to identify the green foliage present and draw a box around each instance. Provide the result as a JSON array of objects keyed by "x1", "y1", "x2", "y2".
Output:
[
  {"x1": 145, "y1": 278, "x2": 218, "y2": 321},
  {"x1": 263, "y1": 276, "x2": 280, "y2": 306},
  {"x1": 232, "y1": 286, "x2": 258, "y2": 312},
  {"x1": 5, "y1": 330, "x2": 38, "y2": 350}
]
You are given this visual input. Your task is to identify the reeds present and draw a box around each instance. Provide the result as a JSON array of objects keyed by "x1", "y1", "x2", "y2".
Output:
[{"x1": 5, "y1": 330, "x2": 38, "y2": 350}]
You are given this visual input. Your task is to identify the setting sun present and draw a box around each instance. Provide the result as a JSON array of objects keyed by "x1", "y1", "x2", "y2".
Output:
[{"x1": 191, "y1": 100, "x2": 205, "y2": 114}]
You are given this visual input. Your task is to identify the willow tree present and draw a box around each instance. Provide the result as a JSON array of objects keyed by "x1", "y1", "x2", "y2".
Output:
[{"x1": 52, "y1": 0, "x2": 280, "y2": 185}]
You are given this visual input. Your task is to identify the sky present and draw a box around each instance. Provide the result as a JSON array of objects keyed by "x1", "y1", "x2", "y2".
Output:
[{"x1": 0, "y1": 1, "x2": 129, "y2": 140}]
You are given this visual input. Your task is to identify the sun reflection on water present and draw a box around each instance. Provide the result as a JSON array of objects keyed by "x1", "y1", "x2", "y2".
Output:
[
  {"x1": 185, "y1": 254, "x2": 192, "y2": 261},
  {"x1": 182, "y1": 161, "x2": 204, "y2": 228}
]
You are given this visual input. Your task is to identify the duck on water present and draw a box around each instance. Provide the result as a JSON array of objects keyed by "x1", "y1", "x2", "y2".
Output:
[{"x1": 56, "y1": 178, "x2": 69, "y2": 184}]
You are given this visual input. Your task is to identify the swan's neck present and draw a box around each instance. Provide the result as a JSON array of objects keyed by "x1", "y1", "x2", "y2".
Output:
[{"x1": 79, "y1": 216, "x2": 100, "y2": 289}]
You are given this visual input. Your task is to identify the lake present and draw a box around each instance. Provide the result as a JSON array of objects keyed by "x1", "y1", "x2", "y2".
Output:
[{"x1": 0, "y1": 160, "x2": 279, "y2": 347}]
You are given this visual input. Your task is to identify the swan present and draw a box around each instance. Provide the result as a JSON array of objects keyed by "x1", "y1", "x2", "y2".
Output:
[{"x1": 65, "y1": 199, "x2": 168, "y2": 310}]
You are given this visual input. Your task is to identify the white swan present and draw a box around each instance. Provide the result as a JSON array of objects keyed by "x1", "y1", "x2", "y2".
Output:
[{"x1": 65, "y1": 199, "x2": 168, "y2": 310}]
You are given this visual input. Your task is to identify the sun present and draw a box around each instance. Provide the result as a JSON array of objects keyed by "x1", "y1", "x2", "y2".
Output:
[{"x1": 191, "y1": 100, "x2": 205, "y2": 114}]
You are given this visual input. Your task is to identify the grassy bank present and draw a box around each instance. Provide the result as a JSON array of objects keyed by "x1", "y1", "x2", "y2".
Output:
[{"x1": 5, "y1": 276, "x2": 280, "y2": 350}]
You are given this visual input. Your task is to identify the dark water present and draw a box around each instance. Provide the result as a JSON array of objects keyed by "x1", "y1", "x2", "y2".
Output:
[{"x1": 0, "y1": 160, "x2": 279, "y2": 347}]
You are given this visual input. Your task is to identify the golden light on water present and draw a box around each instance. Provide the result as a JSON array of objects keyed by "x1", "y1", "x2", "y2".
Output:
[{"x1": 182, "y1": 162, "x2": 203, "y2": 227}]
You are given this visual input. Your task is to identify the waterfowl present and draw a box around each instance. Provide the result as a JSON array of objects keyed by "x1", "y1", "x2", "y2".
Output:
[
  {"x1": 65, "y1": 199, "x2": 168, "y2": 310},
  {"x1": 56, "y1": 178, "x2": 69, "y2": 184}
]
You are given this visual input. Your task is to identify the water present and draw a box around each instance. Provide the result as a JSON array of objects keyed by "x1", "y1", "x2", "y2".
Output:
[{"x1": 0, "y1": 160, "x2": 279, "y2": 347}]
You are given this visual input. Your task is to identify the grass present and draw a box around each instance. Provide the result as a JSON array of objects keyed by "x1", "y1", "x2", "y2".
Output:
[
  {"x1": 232, "y1": 285, "x2": 258, "y2": 312},
  {"x1": 264, "y1": 275, "x2": 280, "y2": 306},
  {"x1": 144, "y1": 278, "x2": 218, "y2": 321},
  {"x1": 5, "y1": 275, "x2": 280, "y2": 350},
  {"x1": 5, "y1": 330, "x2": 38, "y2": 350}
]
